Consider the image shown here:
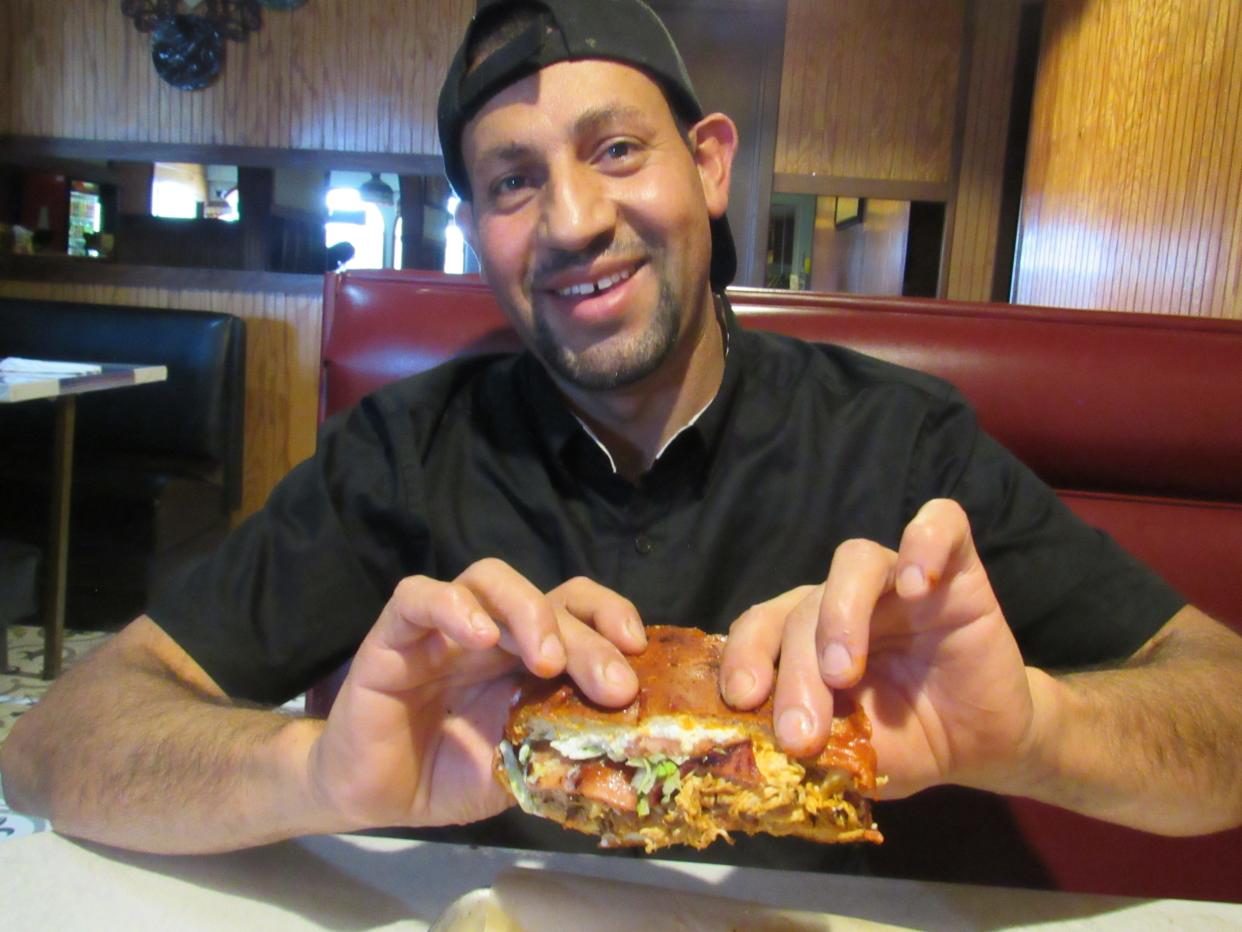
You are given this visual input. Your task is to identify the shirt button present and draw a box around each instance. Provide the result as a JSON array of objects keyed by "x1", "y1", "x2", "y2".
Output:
[{"x1": 634, "y1": 534, "x2": 654, "y2": 555}]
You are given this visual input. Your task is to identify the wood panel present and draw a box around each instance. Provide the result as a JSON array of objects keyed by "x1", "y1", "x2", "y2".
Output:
[
  {"x1": 2, "y1": 0, "x2": 472, "y2": 154},
  {"x1": 1016, "y1": 0, "x2": 1242, "y2": 319},
  {"x1": 0, "y1": 280, "x2": 321, "y2": 519},
  {"x1": 775, "y1": 0, "x2": 966, "y2": 184},
  {"x1": 944, "y1": 1, "x2": 1022, "y2": 302}
]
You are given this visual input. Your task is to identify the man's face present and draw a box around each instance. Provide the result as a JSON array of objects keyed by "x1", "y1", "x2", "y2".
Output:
[{"x1": 457, "y1": 60, "x2": 731, "y2": 393}]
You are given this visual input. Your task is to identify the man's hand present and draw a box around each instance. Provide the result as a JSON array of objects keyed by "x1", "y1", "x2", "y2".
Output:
[
  {"x1": 720, "y1": 499, "x2": 1035, "y2": 799},
  {"x1": 308, "y1": 560, "x2": 645, "y2": 830}
]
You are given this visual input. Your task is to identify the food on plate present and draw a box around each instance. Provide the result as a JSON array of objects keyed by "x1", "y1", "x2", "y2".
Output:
[{"x1": 494, "y1": 625, "x2": 883, "y2": 852}]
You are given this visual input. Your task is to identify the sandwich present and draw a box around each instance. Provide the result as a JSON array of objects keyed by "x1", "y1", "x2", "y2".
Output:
[{"x1": 494, "y1": 625, "x2": 883, "y2": 853}]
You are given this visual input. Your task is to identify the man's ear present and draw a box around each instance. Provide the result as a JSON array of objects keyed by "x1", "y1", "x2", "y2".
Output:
[{"x1": 690, "y1": 113, "x2": 738, "y2": 220}]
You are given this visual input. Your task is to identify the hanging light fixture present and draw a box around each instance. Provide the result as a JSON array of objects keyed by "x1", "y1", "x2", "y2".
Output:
[{"x1": 358, "y1": 173, "x2": 396, "y2": 207}]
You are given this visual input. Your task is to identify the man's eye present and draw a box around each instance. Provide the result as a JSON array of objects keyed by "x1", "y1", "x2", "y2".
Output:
[
  {"x1": 491, "y1": 175, "x2": 529, "y2": 198},
  {"x1": 603, "y1": 141, "x2": 633, "y2": 160}
]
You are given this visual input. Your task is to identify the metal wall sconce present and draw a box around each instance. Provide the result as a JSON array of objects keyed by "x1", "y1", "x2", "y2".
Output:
[{"x1": 121, "y1": 0, "x2": 308, "y2": 91}]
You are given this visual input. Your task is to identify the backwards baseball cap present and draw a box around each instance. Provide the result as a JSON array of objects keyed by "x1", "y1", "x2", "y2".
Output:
[{"x1": 437, "y1": 0, "x2": 737, "y2": 290}]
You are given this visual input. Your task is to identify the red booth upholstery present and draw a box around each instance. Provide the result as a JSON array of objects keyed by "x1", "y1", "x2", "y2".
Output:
[{"x1": 319, "y1": 268, "x2": 1242, "y2": 902}]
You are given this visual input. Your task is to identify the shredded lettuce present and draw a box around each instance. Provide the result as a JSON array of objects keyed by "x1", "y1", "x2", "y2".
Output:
[
  {"x1": 628, "y1": 754, "x2": 684, "y2": 808},
  {"x1": 661, "y1": 769, "x2": 681, "y2": 803}
]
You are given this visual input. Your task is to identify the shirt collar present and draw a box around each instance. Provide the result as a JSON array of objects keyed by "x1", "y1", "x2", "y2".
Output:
[{"x1": 516, "y1": 292, "x2": 747, "y2": 488}]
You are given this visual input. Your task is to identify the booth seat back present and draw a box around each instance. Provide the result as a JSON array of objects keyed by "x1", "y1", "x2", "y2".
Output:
[
  {"x1": 321, "y1": 269, "x2": 1242, "y2": 902},
  {"x1": 1, "y1": 298, "x2": 246, "y2": 630}
]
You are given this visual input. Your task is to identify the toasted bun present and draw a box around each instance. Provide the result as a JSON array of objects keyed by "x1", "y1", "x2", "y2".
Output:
[{"x1": 496, "y1": 626, "x2": 883, "y2": 851}]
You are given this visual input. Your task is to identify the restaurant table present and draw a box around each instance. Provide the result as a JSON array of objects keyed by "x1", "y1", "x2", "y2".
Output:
[
  {"x1": 0, "y1": 361, "x2": 167, "y2": 678},
  {"x1": 0, "y1": 830, "x2": 1238, "y2": 930}
]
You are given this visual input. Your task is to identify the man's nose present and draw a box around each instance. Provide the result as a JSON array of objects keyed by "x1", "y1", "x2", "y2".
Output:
[{"x1": 539, "y1": 162, "x2": 616, "y2": 251}]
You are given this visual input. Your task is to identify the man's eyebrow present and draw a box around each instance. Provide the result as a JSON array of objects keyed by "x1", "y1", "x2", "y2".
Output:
[
  {"x1": 572, "y1": 104, "x2": 654, "y2": 138},
  {"x1": 474, "y1": 141, "x2": 536, "y2": 168},
  {"x1": 472, "y1": 105, "x2": 655, "y2": 168}
]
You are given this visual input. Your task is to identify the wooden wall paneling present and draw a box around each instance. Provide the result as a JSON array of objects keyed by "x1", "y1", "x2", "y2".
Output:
[
  {"x1": 0, "y1": 2, "x2": 11, "y2": 134},
  {"x1": 0, "y1": 280, "x2": 321, "y2": 518},
  {"x1": 3, "y1": 0, "x2": 473, "y2": 154},
  {"x1": 1016, "y1": 0, "x2": 1242, "y2": 319},
  {"x1": 944, "y1": 0, "x2": 1022, "y2": 302},
  {"x1": 775, "y1": 0, "x2": 966, "y2": 185}
]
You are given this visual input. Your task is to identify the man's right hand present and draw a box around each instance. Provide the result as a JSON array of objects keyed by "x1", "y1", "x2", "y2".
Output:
[{"x1": 307, "y1": 560, "x2": 646, "y2": 830}]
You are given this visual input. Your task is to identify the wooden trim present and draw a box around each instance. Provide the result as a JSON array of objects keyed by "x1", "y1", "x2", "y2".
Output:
[
  {"x1": 0, "y1": 254, "x2": 322, "y2": 295},
  {"x1": 0, "y1": 134, "x2": 445, "y2": 176},
  {"x1": 744, "y1": 0, "x2": 788, "y2": 287},
  {"x1": 772, "y1": 173, "x2": 950, "y2": 202},
  {"x1": 940, "y1": 0, "x2": 979, "y2": 297}
]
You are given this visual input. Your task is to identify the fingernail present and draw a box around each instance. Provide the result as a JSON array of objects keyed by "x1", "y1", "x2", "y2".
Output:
[
  {"x1": 725, "y1": 669, "x2": 755, "y2": 705},
  {"x1": 898, "y1": 564, "x2": 926, "y2": 596},
  {"x1": 777, "y1": 707, "x2": 813, "y2": 744},
  {"x1": 626, "y1": 616, "x2": 646, "y2": 646},
  {"x1": 540, "y1": 633, "x2": 565, "y2": 664},
  {"x1": 469, "y1": 612, "x2": 492, "y2": 635},
  {"x1": 603, "y1": 659, "x2": 632, "y2": 686},
  {"x1": 821, "y1": 642, "x2": 852, "y2": 678}
]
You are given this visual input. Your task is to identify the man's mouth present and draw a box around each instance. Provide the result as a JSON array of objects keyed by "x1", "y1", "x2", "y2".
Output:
[{"x1": 548, "y1": 264, "x2": 639, "y2": 299}]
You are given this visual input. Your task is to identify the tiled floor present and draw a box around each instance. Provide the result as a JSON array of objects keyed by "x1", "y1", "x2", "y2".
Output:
[{"x1": 1, "y1": 625, "x2": 112, "y2": 839}]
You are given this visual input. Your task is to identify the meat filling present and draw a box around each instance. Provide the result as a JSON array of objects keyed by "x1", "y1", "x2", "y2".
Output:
[{"x1": 508, "y1": 736, "x2": 877, "y2": 852}]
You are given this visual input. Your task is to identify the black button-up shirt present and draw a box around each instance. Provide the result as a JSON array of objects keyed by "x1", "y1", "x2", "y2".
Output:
[
  {"x1": 153, "y1": 298, "x2": 1181, "y2": 871},
  {"x1": 157, "y1": 300, "x2": 1179, "y2": 706}
]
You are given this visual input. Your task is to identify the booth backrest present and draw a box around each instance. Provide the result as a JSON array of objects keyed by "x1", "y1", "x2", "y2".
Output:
[
  {"x1": 1, "y1": 298, "x2": 246, "y2": 508},
  {"x1": 324, "y1": 270, "x2": 1242, "y2": 631},
  {"x1": 321, "y1": 268, "x2": 1242, "y2": 902}
]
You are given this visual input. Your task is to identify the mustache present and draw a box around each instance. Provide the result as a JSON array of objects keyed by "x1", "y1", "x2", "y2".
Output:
[{"x1": 529, "y1": 240, "x2": 648, "y2": 287}]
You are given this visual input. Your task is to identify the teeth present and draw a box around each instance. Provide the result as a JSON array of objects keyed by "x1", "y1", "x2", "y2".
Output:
[{"x1": 557, "y1": 267, "x2": 633, "y2": 297}]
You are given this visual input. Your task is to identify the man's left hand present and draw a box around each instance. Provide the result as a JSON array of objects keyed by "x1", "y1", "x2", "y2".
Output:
[{"x1": 719, "y1": 498, "x2": 1036, "y2": 798}]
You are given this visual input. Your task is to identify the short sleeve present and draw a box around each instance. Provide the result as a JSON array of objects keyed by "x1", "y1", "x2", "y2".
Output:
[
  {"x1": 905, "y1": 390, "x2": 1185, "y2": 670},
  {"x1": 148, "y1": 397, "x2": 431, "y2": 704}
]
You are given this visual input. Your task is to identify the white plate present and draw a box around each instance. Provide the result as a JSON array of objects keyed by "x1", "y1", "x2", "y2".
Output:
[{"x1": 429, "y1": 867, "x2": 915, "y2": 931}]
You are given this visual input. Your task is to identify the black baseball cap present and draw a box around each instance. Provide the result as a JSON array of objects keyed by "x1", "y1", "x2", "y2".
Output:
[{"x1": 437, "y1": 0, "x2": 738, "y2": 290}]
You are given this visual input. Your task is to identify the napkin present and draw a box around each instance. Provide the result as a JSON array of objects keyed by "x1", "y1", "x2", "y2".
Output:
[{"x1": 0, "y1": 357, "x2": 103, "y2": 375}]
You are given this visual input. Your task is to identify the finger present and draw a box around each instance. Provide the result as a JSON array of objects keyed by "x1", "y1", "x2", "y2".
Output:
[
  {"x1": 772, "y1": 591, "x2": 835, "y2": 756},
  {"x1": 456, "y1": 558, "x2": 566, "y2": 678},
  {"x1": 720, "y1": 586, "x2": 814, "y2": 709},
  {"x1": 376, "y1": 574, "x2": 500, "y2": 652},
  {"x1": 893, "y1": 499, "x2": 976, "y2": 601},
  {"x1": 549, "y1": 577, "x2": 646, "y2": 654},
  {"x1": 816, "y1": 538, "x2": 895, "y2": 688},
  {"x1": 556, "y1": 610, "x2": 640, "y2": 707}
]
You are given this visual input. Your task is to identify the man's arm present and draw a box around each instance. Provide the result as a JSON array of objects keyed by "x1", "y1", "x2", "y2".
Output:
[
  {"x1": 1013, "y1": 605, "x2": 1242, "y2": 835},
  {"x1": 0, "y1": 616, "x2": 335, "y2": 853},
  {"x1": 0, "y1": 561, "x2": 643, "y2": 854},
  {"x1": 720, "y1": 499, "x2": 1242, "y2": 837}
]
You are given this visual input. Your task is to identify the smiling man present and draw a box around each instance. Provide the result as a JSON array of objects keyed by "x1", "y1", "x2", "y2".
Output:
[{"x1": 3, "y1": 0, "x2": 1241, "y2": 870}]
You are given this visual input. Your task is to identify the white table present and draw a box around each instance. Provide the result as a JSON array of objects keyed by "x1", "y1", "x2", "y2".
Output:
[
  {"x1": 0, "y1": 362, "x2": 167, "y2": 677},
  {"x1": 0, "y1": 831, "x2": 1238, "y2": 930}
]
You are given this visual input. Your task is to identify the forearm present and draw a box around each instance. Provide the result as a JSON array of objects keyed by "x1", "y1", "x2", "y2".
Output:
[
  {"x1": 1004, "y1": 608, "x2": 1242, "y2": 835},
  {"x1": 0, "y1": 621, "x2": 349, "y2": 853}
]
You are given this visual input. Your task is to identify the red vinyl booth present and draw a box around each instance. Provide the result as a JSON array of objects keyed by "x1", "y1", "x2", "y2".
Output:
[{"x1": 317, "y1": 268, "x2": 1242, "y2": 903}]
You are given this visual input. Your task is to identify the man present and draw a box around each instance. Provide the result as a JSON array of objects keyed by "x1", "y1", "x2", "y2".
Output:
[{"x1": 3, "y1": 0, "x2": 1241, "y2": 864}]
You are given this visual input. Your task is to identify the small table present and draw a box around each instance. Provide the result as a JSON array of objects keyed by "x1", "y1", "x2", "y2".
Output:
[{"x1": 0, "y1": 362, "x2": 167, "y2": 678}]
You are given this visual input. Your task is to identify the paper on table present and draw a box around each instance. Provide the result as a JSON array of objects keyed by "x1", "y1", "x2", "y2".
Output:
[
  {"x1": 0, "y1": 357, "x2": 103, "y2": 375},
  {"x1": 430, "y1": 868, "x2": 916, "y2": 931}
]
